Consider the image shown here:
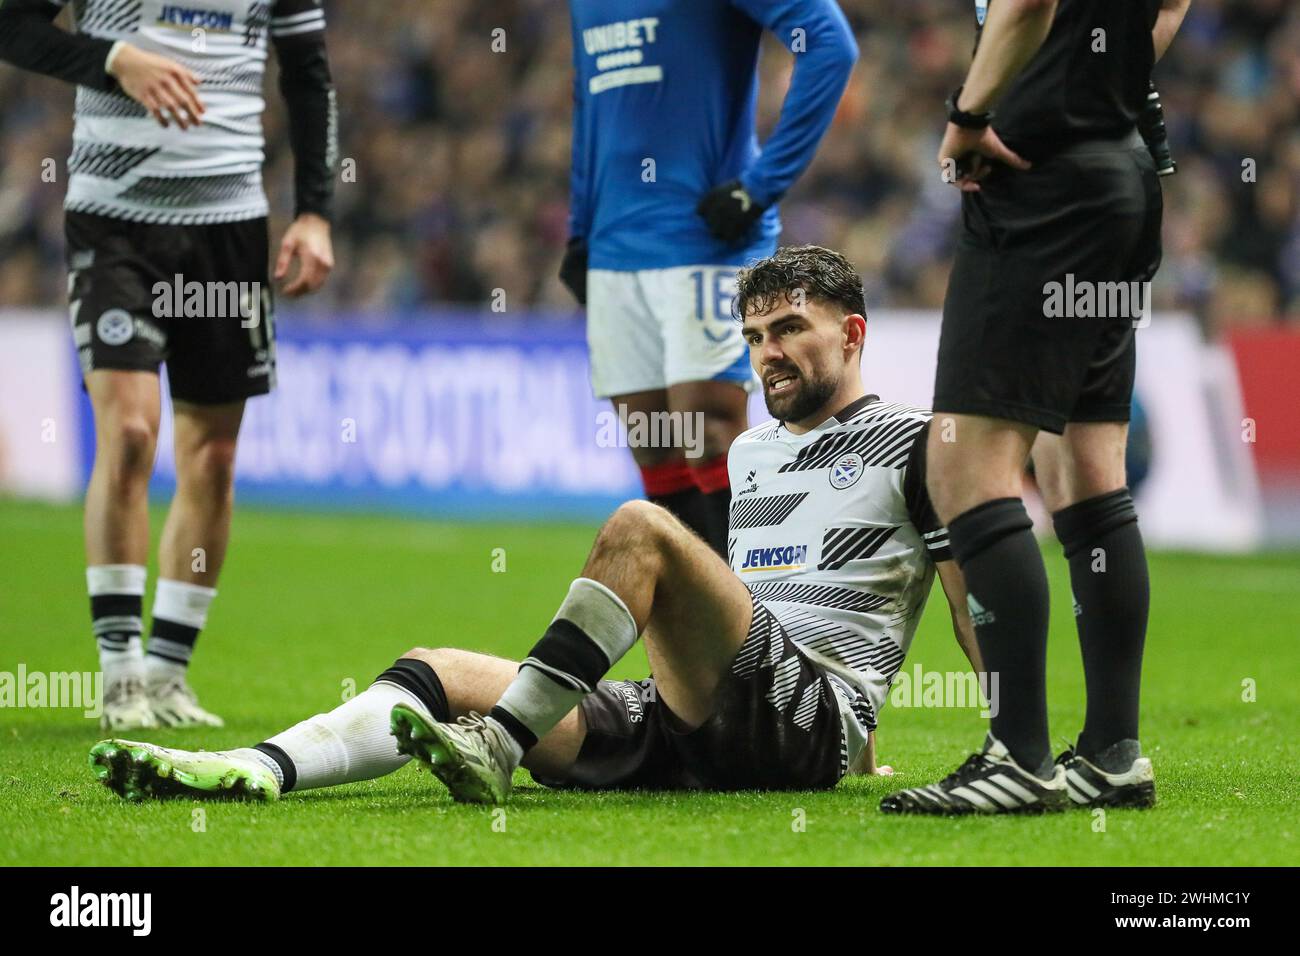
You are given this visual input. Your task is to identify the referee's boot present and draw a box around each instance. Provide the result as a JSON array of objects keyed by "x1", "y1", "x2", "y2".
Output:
[
  {"x1": 1056, "y1": 739, "x2": 1156, "y2": 809},
  {"x1": 880, "y1": 733, "x2": 1069, "y2": 815}
]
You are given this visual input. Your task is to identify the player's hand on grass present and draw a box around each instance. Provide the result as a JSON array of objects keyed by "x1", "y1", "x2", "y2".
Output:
[
  {"x1": 937, "y1": 122, "x2": 1030, "y2": 193},
  {"x1": 697, "y1": 179, "x2": 767, "y2": 244},
  {"x1": 107, "y1": 43, "x2": 204, "y2": 130},
  {"x1": 874, "y1": 764, "x2": 895, "y2": 776},
  {"x1": 275, "y1": 213, "x2": 334, "y2": 297},
  {"x1": 559, "y1": 236, "x2": 588, "y2": 305}
]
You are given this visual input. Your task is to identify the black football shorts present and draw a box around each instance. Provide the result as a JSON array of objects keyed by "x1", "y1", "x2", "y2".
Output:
[
  {"x1": 533, "y1": 596, "x2": 849, "y2": 792},
  {"x1": 65, "y1": 211, "x2": 276, "y2": 405},
  {"x1": 933, "y1": 130, "x2": 1164, "y2": 434}
]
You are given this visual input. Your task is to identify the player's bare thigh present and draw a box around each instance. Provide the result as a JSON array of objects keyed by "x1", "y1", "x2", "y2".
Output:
[
  {"x1": 398, "y1": 646, "x2": 585, "y2": 779},
  {"x1": 926, "y1": 412, "x2": 1038, "y2": 523},
  {"x1": 585, "y1": 500, "x2": 753, "y2": 728},
  {"x1": 1032, "y1": 421, "x2": 1129, "y2": 513}
]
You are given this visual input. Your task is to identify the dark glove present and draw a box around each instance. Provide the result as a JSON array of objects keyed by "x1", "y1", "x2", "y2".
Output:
[
  {"x1": 696, "y1": 179, "x2": 766, "y2": 244},
  {"x1": 559, "y1": 236, "x2": 588, "y2": 305}
]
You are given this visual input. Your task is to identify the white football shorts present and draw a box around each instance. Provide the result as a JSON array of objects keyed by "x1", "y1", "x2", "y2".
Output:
[{"x1": 586, "y1": 264, "x2": 755, "y2": 399}]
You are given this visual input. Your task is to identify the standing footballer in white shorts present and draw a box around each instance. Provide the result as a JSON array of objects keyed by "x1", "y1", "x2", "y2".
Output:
[{"x1": 559, "y1": 0, "x2": 858, "y2": 556}]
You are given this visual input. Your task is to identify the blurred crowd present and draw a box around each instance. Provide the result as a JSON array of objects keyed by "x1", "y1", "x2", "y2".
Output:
[{"x1": 0, "y1": 0, "x2": 1297, "y2": 334}]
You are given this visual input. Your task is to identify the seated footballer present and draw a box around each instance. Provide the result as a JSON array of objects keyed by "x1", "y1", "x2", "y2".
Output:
[{"x1": 89, "y1": 245, "x2": 982, "y2": 804}]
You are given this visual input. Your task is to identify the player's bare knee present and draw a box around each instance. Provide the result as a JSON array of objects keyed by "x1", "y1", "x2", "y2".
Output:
[
  {"x1": 598, "y1": 499, "x2": 668, "y2": 550},
  {"x1": 105, "y1": 416, "x2": 158, "y2": 483},
  {"x1": 1068, "y1": 458, "x2": 1126, "y2": 504},
  {"x1": 589, "y1": 500, "x2": 678, "y2": 579},
  {"x1": 401, "y1": 646, "x2": 455, "y2": 669},
  {"x1": 179, "y1": 437, "x2": 239, "y2": 496}
]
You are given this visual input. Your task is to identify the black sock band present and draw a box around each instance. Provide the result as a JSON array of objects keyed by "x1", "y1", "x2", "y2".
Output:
[
  {"x1": 375, "y1": 658, "x2": 450, "y2": 723},
  {"x1": 488, "y1": 705, "x2": 538, "y2": 751},
  {"x1": 91, "y1": 593, "x2": 142, "y2": 619},
  {"x1": 253, "y1": 742, "x2": 297, "y2": 793},
  {"x1": 91, "y1": 593, "x2": 143, "y2": 653},
  {"x1": 1052, "y1": 489, "x2": 1148, "y2": 756},
  {"x1": 947, "y1": 496, "x2": 1034, "y2": 567},
  {"x1": 146, "y1": 617, "x2": 200, "y2": 663},
  {"x1": 526, "y1": 618, "x2": 611, "y2": 693},
  {"x1": 1052, "y1": 487, "x2": 1138, "y2": 558}
]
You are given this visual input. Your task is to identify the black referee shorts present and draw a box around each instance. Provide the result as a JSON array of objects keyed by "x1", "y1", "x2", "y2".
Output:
[
  {"x1": 65, "y1": 211, "x2": 276, "y2": 405},
  {"x1": 532, "y1": 597, "x2": 849, "y2": 792},
  {"x1": 933, "y1": 130, "x2": 1163, "y2": 434}
]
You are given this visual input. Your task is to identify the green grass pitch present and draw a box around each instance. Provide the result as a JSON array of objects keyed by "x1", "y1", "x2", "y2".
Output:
[{"x1": 1, "y1": 497, "x2": 1296, "y2": 866}]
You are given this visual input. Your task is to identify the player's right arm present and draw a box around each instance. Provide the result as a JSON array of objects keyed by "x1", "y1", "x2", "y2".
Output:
[
  {"x1": 1153, "y1": 0, "x2": 1191, "y2": 62},
  {"x1": 0, "y1": 0, "x2": 203, "y2": 128},
  {"x1": 697, "y1": 0, "x2": 858, "y2": 242}
]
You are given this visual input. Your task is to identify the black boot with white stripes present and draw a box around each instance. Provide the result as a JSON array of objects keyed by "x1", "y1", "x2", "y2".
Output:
[
  {"x1": 1056, "y1": 741, "x2": 1156, "y2": 809},
  {"x1": 880, "y1": 734, "x2": 1069, "y2": 815}
]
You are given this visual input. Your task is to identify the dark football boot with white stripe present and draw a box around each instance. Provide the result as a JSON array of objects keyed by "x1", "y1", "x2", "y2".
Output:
[
  {"x1": 880, "y1": 734, "x2": 1069, "y2": 815},
  {"x1": 1056, "y1": 742, "x2": 1156, "y2": 809}
]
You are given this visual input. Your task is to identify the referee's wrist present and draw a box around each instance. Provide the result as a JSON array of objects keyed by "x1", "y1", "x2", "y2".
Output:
[{"x1": 946, "y1": 85, "x2": 994, "y2": 129}]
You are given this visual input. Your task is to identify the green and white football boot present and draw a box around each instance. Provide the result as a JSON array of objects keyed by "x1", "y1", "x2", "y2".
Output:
[
  {"x1": 391, "y1": 705, "x2": 515, "y2": 805},
  {"x1": 88, "y1": 739, "x2": 279, "y2": 802}
]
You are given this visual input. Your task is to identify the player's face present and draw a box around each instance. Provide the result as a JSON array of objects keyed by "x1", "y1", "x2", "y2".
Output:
[{"x1": 742, "y1": 298, "x2": 844, "y2": 425}]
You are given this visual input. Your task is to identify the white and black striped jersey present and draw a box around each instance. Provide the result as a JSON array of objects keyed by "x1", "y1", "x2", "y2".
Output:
[
  {"x1": 54, "y1": 0, "x2": 326, "y2": 224},
  {"x1": 727, "y1": 395, "x2": 952, "y2": 750}
]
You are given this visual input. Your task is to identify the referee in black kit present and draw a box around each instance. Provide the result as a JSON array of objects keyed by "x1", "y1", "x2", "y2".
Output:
[{"x1": 881, "y1": 0, "x2": 1192, "y2": 815}]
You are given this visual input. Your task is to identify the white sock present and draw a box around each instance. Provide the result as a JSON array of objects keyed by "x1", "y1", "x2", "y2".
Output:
[
  {"x1": 249, "y1": 680, "x2": 424, "y2": 791},
  {"x1": 145, "y1": 579, "x2": 217, "y2": 684},
  {"x1": 88, "y1": 564, "x2": 147, "y2": 687}
]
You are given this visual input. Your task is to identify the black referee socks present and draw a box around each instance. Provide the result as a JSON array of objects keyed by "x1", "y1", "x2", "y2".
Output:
[
  {"x1": 1053, "y1": 489, "x2": 1148, "y2": 762},
  {"x1": 948, "y1": 497, "x2": 1053, "y2": 777}
]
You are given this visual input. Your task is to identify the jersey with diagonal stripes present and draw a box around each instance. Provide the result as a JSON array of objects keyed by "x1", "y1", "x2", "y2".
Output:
[
  {"x1": 54, "y1": 0, "x2": 326, "y2": 224},
  {"x1": 726, "y1": 394, "x2": 952, "y2": 741}
]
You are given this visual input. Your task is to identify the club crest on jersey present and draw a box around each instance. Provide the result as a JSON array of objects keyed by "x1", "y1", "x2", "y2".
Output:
[
  {"x1": 740, "y1": 544, "x2": 808, "y2": 573},
  {"x1": 829, "y1": 452, "x2": 864, "y2": 489},
  {"x1": 975, "y1": 0, "x2": 988, "y2": 26},
  {"x1": 96, "y1": 309, "x2": 134, "y2": 347}
]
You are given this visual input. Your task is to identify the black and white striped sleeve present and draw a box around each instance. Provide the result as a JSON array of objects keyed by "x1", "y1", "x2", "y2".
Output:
[
  {"x1": 902, "y1": 420, "x2": 953, "y2": 563},
  {"x1": 270, "y1": 0, "x2": 336, "y2": 220},
  {"x1": 0, "y1": 0, "x2": 119, "y2": 92}
]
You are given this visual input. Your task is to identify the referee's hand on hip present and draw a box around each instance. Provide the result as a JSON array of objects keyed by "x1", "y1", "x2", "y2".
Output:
[{"x1": 937, "y1": 122, "x2": 1031, "y2": 193}]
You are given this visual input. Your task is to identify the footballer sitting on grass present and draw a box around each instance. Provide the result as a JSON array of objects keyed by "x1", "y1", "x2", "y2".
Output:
[{"x1": 91, "y1": 246, "x2": 997, "y2": 805}]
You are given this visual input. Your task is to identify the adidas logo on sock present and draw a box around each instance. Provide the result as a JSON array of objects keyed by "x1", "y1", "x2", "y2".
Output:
[{"x1": 967, "y1": 594, "x2": 996, "y2": 626}]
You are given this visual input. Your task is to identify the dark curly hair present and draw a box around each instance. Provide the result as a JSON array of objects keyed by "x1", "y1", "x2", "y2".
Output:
[{"x1": 733, "y1": 245, "x2": 866, "y2": 321}]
